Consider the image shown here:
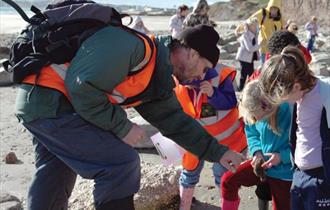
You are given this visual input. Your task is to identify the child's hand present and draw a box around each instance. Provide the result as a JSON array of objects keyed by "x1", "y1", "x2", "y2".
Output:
[
  {"x1": 262, "y1": 153, "x2": 281, "y2": 169},
  {"x1": 200, "y1": 81, "x2": 214, "y2": 97},
  {"x1": 251, "y1": 151, "x2": 265, "y2": 167}
]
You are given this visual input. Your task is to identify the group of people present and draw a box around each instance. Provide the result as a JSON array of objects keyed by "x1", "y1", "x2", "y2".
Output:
[
  {"x1": 235, "y1": 0, "x2": 319, "y2": 92},
  {"x1": 12, "y1": 0, "x2": 328, "y2": 210}
]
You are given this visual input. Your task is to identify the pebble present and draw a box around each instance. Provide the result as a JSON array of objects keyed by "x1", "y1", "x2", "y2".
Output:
[{"x1": 4, "y1": 152, "x2": 18, "y2": 164}]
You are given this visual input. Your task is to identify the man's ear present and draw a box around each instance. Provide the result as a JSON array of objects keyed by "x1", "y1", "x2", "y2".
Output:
[{"x1": 189, "y1": 48, "x2": 199, "y2": 59}]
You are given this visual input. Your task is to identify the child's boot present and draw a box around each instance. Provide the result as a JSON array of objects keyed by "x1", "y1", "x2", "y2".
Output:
[
  {"x1": 258, "y1": 198, "x2": 269, "y2": 210},
  {"x1": 179, "y1": 186, "x2": 194, "y2": 210}
]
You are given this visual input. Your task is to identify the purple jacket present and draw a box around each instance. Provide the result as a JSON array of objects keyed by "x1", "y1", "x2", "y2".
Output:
[{"x1": 182, "y1": 68, "x2": 237, "y2": 110}]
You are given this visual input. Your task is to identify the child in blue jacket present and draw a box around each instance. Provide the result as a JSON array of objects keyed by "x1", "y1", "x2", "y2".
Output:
[
  {"x1": 259, "y1": 46, "x2": 330, "y2": 210},
  {"x1": 221, "y1": 80, "x2": 293, "y2": 210}
]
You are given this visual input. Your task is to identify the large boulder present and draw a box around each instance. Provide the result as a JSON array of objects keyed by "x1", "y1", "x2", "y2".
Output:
[
  {"x1": 69, "y1": 162, "x2": 181, "y2": 210},
  {"x1": 282, "y1": 0, "x2": 330, "y2": 27},
  {"x1": 134, "y1": 162, "x2": 180, "y2": 210},
  {"x1": 209, "y1": 0, "x2": 260, "y2": 21},
  {"x1": 209, "y1": 0, "x2": 330, "y2": 27}
]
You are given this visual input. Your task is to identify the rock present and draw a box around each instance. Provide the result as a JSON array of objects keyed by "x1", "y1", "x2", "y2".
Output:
[
  {"x1": 282, "y1": 0, "x2": 330, "y2": 27},
  {"x1": 0, "y1": 201, "x2": 22, "y2": 210},
  {"x1": 209, "y1": 1, "x2": 259, "y2": 21},
  {"x1": 222, "y1": 41, "x2": 240, "y2": 54},
  {"x1": 0, "y1": 193, "x2": 22, "y2": 210},
  {"x1": 310, "y1": 63, "x2": 330, "y2": 77},
  {"x1": 316, "y1": 40, "x2": 325, "y2": 48},
  {"x1": 4, "y1": 152, "x2": 18, "y2": 164},
  {"x1": 230, "y1": 24, "x2": 237, "y2": 30},
  {"x1": 218, "y1": 33, "x2": 237, "y2": 46},
  {"x1": 311, "y1": 53, "x2": 330, "y2": 65},
  {"x1": 0, "y1": 67, "x2": 13, "y2": 87},
  {"x1": 69, "y1": 162, "x2": 181, "y2": 210},
  {"x1": 130, "y1": 115, "x2": 158, "y2": 148},
  {"x1": 309, "y1": 52, "x2": 330, "y2": 77},
  {"x1": 0, "y1": 47, "x2": 10, "y2": 55}
]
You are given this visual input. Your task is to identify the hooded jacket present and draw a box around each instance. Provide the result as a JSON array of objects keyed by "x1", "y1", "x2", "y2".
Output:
[{"x1": 249, "y1": 0, "x2": 284, "y2": 53}]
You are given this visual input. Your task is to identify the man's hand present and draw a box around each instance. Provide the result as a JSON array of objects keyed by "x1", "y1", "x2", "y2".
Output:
[
  {"x1": 122, "y1": 123, "x2": 147, "y2": 146},
  {"x1": 200, "y1": 81, "x2": 214, "y2": 97},
  {"x1": 220, "y1": 150, "x2": 246, "y2": 173},
  {"x1": 262, "y1": 153, "x2": 281, "y2": 169}
]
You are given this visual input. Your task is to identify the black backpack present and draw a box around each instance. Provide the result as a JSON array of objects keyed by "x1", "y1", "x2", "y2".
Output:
[{"x1": 2, "y1": 0, "x2": 135, "y2": 83}]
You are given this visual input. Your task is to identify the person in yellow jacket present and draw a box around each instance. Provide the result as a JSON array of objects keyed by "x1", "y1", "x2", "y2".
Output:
[
  {"x1": 236, "y1": 0, "x2": 284, "y2": 65},
  {"x1": 174, "y1": 63, "x2": 247, "y2": 210}
]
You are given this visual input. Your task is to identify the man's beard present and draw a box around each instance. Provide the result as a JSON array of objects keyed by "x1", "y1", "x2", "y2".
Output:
[{"x1": 173, "y1": 67, "x2": 189, "y2": 83}]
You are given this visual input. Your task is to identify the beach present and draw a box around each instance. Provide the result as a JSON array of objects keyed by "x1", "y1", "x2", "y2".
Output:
[{"x1": 1, "y1": 10, "x2": 329, "y2": 209}]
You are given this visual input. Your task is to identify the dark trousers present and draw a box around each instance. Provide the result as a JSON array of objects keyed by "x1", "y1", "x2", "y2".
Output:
[
  {"x1": 221, "y1": 160, "x2": 292, "y2": 210},
  {"x1": 239, "y1": 60, "x2": 254, "y2": 91},
  {"x1": 291, "y1": 167, "x2": 330, "y2": 210},
  {"x1": 307, "y1": 35, "x2": 316, "y2": 52},
  {"x1": 24, "y1": 113, "x2": 141, "y2": 210}
]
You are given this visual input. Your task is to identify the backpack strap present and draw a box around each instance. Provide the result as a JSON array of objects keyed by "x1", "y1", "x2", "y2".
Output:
[
  {"x1": 2, "y1": 0, "x2": 31, "y2": 23},
  {"x1": 261, "y1": 8, "x2": 267, "y2": 26}
]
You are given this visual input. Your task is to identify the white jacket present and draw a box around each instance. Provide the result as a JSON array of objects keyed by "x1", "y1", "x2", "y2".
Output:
[
  {"x1": 305, "y1": 21, "x2": 319, "y2": 39},
  {"x1": 236, "y1": 30, "x2": 260, "y2": 63},
  {"x1": 169, "y1": 14, "x2": 185, "y2": 39}
]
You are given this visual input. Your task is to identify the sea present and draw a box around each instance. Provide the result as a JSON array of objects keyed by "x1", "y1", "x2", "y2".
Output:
[{"x1": 0, "y1": 6, "x2": 171, "y2": 34}]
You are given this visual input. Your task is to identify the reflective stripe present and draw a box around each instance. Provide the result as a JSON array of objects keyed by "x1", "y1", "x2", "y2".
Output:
[
  {"x1": 130, "y1": 44, "x2": 152, "y2": 72},
  {"x1": 22, "y1": 33, "x2": 156, "y2": 109},
  {"x1": 175, "y1": 64, "x2": 247, "y2": 171},
  {"x1": 214, "y1": 120, "x2": 240, "y2": 141},
  {"x1": 109, "y1": 89, "x2": 126, "y2": 103},
  {"x1": 50, "y1": 64, "x2": 68, "y2": 80},
  {"x1": 210, "y1": 76, "x2": 219, "y2": 87}
]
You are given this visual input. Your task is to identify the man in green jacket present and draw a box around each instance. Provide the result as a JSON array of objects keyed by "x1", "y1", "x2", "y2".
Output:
[{"x1": 15, "y1": 24, "x2": 245, "y2": 210}]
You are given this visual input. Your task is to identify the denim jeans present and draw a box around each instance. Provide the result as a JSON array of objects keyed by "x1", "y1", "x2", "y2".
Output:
[
  {"x1": 291, "y1": 168, "x2": 330, "y2": 210},
  {"x1": 24, "y1": 113, "x2": 141, "y2": 209},
  {"x1": 260, "y1": 53, "x2": 266, "y2": 66},
  {"x1": 179, "y1": 161, "x2": 227, "y2": 188},
  {"x1": 307, "y1": 35, "x2": 316, "y2": 52}
]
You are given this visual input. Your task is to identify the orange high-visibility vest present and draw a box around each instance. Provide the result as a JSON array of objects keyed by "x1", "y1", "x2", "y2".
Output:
[
  {"x1": 174, "y1": 64, "x2": 247, "y2": 171},
  {"x1": 23, "y1": 34, "x2": 157, "y2": 108}
]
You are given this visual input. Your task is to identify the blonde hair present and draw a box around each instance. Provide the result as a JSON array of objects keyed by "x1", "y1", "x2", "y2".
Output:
[
  {"x1": 239, "y1": 80, "x2": 280, "y2": 134},
  {"x1": 287, "y1": 22, "x2": 298, "y2": 34},
  {"x1": 259, "y1": 46, "x2": 316, "y2": 104},
  {"x1": 235, "y1": 18, "x2": 258, "y2": 36}
]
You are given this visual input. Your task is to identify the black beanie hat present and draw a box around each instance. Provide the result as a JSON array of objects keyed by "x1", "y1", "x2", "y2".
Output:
[{"x1": 178, "y1": 24, "x2": 220, "y2": 67}]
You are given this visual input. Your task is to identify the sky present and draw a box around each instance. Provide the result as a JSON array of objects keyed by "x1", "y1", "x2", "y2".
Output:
[
  {"x1": 97, "y1": 0, "x2": 228, "y2": 8},
  {"x1": 10, "y1": 0, "x2": 229, "y2": 9}
]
